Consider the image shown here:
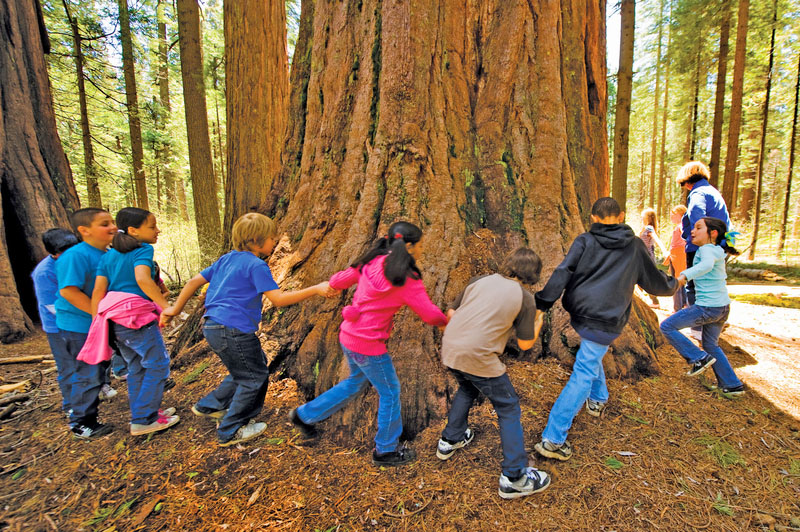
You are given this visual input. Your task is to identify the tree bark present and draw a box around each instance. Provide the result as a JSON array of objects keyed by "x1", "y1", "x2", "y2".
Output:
[
  {"x1": 63, "y1": 0, "x2": 100, "y2": 207},
  {"x1": 0, "y1": 0, "x2": 79, "y2": 341},
  {"x1": 223, "y1": 0, "x2": 289, "y2": 243},
  {"x1": 721, "y1": 0, "x2": 749, "y2": 208},
  {"x1": 612, "y1": 0, "x2": 635, "y2": 209},
  {"x1": 177, "y1": 0, "x2": 222, "y2": 264},
  {"x1": 747, "y1": 0, "x2": 777, "y2": 261},
  {"x1": 117, "y1": 0, "x2": 148, "y2": 209},
  {"x1": 236, "y1": 0, "x2": 662, "y2": 447},
  {"x1": 157, "y1": 0, "x2": 178, "y2": 218},
  {"x1": 648, "y1": 0, "x2": 663, "y2": 209},
  {"x1": 689, "y1": 43, "x2": 702, "y2": 159},
  {"x1": 656, "y1": 11, "x2": 671, "y2": 221},
  {"x1": 777, "y1": 52, "x2": 799, "y2": 256},
  {"x1": 708, "y1": 0, "x2": 730, "y2": 187}
]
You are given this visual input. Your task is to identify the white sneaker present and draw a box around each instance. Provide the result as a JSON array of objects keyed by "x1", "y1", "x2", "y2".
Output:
[
  {"x1": 130, "y1": 414, "x2": 180, "y2": 436},
  {"x1": 99, "y1": 384, "x2": 118, "y2": 401},
  {"x1": 498, "y1": 467, "x2": 551, "y2": 499},
  {"x1": 436, "y1": 428, "x2": 475, "y2": 460},
  {"x1": 219, "y1": 420, "x2": 266, "y2": 447}
]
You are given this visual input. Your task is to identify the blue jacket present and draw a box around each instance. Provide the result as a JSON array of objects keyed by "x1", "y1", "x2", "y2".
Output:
[{"x1": 681, "y1": 179, "x2": 731, "y2": 253}]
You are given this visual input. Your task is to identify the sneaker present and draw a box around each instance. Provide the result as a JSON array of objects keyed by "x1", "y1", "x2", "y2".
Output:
[
  {"x1": 112, "y1": 372, "x2": 128, "y2": 381},
  {"x1": 585, "y1": 399, "x2": 606, "y2": 418},
  {"x1": 218, "y1": 420, "x2": 266, "y2": 447},
  {"x1": 98, "y1": 384, "x2": 117, "y2": 401},
  {"x1": 288, "y1": 408, "x2": 318, "y2": 439},
  {"x1": 159, "y1": 407, "x2": 176, "y2": 417},
  {"x1": 191, "y1": 405, "x2": 228, "y2": 419},
  {"x1": 372, "y1": 446, "x2": 417, "y2": 467},
  {"x1": 71, "y1": 422, "x2": 113, "y2": 440},
  {"x1": 131, "y1": 414, "x2": 180, "y2": 436},
  {"x1": 721, "y1": 385, "x2": 745, "y2": 397},
  {"x1": 687, "y1": 355, "x2": 716, "y2": 377},
  {"x1": 436, "y1": 428, "x2": 475, "y2": 460},
  {"x1": 498, "y1": 467, "x2": 551, "y2": 499},
  {"x1": 163, "y1": 378, "x2": 176, "y2": 391},
  {"x1": 534, "y1": 439, "x2": 573, "y2": 461}
]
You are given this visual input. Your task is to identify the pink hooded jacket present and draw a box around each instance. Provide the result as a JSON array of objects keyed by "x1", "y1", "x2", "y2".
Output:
[
  {"x1": 77, "y1": 292, "x2": 162, "y2": 364},
  {"x1": 331, "y1": 255, "x2": 447, "y2": 356}
]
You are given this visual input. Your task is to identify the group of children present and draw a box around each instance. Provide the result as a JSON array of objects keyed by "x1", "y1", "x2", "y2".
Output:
[{"x1": 31, "y1": 161, "x2": 743, "y2": 500}]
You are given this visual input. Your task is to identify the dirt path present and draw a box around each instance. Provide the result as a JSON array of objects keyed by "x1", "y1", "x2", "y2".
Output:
[{"x1": 652, "y1": 283, "x2": 800, "y2": 420}]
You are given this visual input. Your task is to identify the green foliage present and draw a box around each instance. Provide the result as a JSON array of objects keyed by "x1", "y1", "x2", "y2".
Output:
[
  {"x1": 182, "y1": 362, "x2": 210, "y2": 384},
  {"x1": 729, "y1": 293, "x2": 800, "y2": 309},
  {"x1": 712, "y1": 493, "x2": 734, "y2": 516},
  {"x1": 694, "y1": 435, "x2": 745, "y2": 468},
  {"x1": 604, "y1": 456, "x2": 624, "y2": 469}
]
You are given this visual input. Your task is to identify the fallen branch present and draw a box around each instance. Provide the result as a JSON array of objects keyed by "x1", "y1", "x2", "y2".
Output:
[
  {"x1": 0, "y1": 381, "x2": 29, "y2": 395},
  {"x1": 0, "y1": 404, "x2": 17, "y2": 419},
  {"x1": 0, "y1": 356, "x2": 53, "y2": 365},
  {"x1": 0, "y1": 392, "x2": 32, "y2": 407}
]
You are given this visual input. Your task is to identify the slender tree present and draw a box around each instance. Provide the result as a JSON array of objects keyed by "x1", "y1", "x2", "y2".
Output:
[
  {"x1": 708, "y1": 0, "x2": 731, "y2": 187},
  {"x1": 177, "y1": 0, "x2": 222, "y2": 263},
  {"x1": 689, "y1": 43, "x2": 703, "y2": 159},
  {"x1": 117, "y1": 0, "x2": 148, "y2": 209},
  {"x1": 721, "y1": 0, "x2": 749, "y2": 209},
  {"x1": 612, "y1": 0, "x2": 636, "y2": 208},
  {"x1": 777, "y1": 53, "x2": 800, "y2": 256},
  {"x1": 156, "y1": 0, "x2": 178, "y2": 217},
  {"x1": 648, "y1": 0, "x2": 664, "y2": 208},
  {"x1": 657, "y1": 6, "x2": 672, "y2": 220},
  {"x1": 748, "y1": 0, "x2": 777, "y2": 260}
]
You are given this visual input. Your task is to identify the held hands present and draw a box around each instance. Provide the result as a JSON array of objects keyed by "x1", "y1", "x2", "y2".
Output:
[
  {"x1": 316, "y1": 281, "x2": 340, "y2": 298},
  {"x1": 677, "y1": 275, "x2": 687, "y2": 287},
  {"x1": 159, "y1": 306, "x2": 179, "y2": 327}
]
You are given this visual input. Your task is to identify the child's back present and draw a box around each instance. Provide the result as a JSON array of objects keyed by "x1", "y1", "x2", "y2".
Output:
[{"x1": 98, "y1": 244, "x2": 158, "y2": 300}]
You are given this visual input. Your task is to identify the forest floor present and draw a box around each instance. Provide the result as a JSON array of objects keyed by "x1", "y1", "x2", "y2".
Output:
[{"x1": 1, "y1": 285, "x2": 799, "y2": 532}]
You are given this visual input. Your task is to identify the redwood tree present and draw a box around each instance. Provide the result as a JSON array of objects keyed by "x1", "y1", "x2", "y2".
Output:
[
  {"x1": 709, "y1": 0, "x2": 731, "y2": 187},
  {"x1": 722, "y1": 0, "x2": 749, "y2": 209},
  {"x1": 247, "y1": 0, "x2": 661, "y2": 445},
  {"x1": 777, "y1": 53, "x2": 799, "y2": 256},
  {"x1": 612, "y1": 0, "x2": 635, "y2": 209},
  {"x1": 0, "y1": 0, "x2": 79, "y2": 342}
]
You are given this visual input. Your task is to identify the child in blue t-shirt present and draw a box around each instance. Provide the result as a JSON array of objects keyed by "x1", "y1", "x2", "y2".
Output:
[
  {"x1": 55, "y1": 208, "x2": 117, "y2": 439},
  {"x1": 92, "y1": 207, "x2": 179, "y2": 437},
  {"x1": 31, "y1": 228, "x2": 78, "y2": 415},
  {"x1": 161, "y1": 213, "x2": 333, "y2": 447}
]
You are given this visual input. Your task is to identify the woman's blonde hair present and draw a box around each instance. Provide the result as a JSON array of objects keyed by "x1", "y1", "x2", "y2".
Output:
[
  {"x1": 670, "y1": 204, "x2": 687, "y2": 215},
  {"x1": 232, "y1": 213, "x2": 277, "y2": 251},
  {"x1": 676, "y1": 161, "x2": 710, "y2": 185}
]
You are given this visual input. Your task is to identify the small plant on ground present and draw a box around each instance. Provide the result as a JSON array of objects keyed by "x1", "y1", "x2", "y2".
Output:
[{"x1": 694, "y1": 435, "x2": 745, "y2": 468}]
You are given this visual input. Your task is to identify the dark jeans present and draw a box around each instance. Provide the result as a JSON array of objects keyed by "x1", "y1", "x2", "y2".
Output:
[
  {"x1": 196, "y1": 319, "x2": 269, "y2": 442},
  {"x1": 668, "y1": 264, "x2": 688, "y2": 312},
  {"x1": 65, "y1": 330, "x2": 108, "y2": 426},
  {"x1": 113, "y1": 321, "x2": 170, "y2": 424},
  {"x1": 48, "y1": 332, "x2": 76, "y2": 413},
  {"x1": 442, "y1": 369, "x2": 527, "y2": 478}
]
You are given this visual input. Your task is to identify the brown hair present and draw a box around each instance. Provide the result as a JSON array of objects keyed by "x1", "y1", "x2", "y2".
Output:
[
  {"x1": 500, "y1": 247, "x2": 542, "y2": 284},
  {"x1": 641, "y1": 208, "x2": 657, "y2": 232},
  {"x1": 676, "y1": 161, "x2": 710, "y2": 185},
  {"x1": 69, "y1": 207, "x2": 108, "y2": 235},
  {"x1": 232, "y1": 213, "x2": 277, "y2": 251}
]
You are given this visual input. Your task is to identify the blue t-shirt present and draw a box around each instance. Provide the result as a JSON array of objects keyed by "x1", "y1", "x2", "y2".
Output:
[
  {"x1": 681, "y1": 244, "x2": 730, "y2": 307},
  {"x1": 55, "y1": 242, "x2": 106, "y2": 333},
  {"x1": 201, "y1": 250, "x2": 280, "y2": 333},
  {"x1": 97, "y1": 244, "x2": 157, "y2": 300},
  {"x1": 31, "y1": 255, "x2": 59, "y2": 333}
]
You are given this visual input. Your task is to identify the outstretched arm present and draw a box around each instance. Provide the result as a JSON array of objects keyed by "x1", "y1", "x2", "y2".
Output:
[
  {"x1": 534, "y1": 237, "x2": 587, "y2": 310},
  {"x1": 159, "y1": 274, "x2": 208, "y2": 326},
  {"x1": 264, "y1": 282, "x2": 331, "y2": 307}
]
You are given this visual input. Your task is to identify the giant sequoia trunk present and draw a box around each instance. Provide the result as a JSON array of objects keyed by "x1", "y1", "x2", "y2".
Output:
[
  {"x1": 0, "y1": 0, "x2": 79, "y2": 342},
  {"x1": 242, "y1": 0, "x2": 662, "y2": 446}
]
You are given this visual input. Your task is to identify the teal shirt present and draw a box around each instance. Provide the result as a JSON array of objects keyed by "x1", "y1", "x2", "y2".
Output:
[
  {"x1": 55, "y1": 242, "x2": 106, "y2": 333},
  {"x1": 681, "y1": 244, "x2": 730, "y2": 307},
  {"x1": 96, "y1": 243, "x2": 158, "y2": 300}
]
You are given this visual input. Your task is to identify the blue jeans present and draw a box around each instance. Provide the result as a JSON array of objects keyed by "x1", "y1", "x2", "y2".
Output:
[
  {"x1": 113, "y1": 321, "x2": 171, "y2": 425},
  {"x1": 65, "y1": 330, "x2": 108, "y2": 426},
  {"x1": 542, "y1": 337, "x2": 610, "y2": 445},
  {"x1": 660, "y1": 304, "x2": 742, "y2": 389},
  {"x1": 197, "y1": 320, "x2": 269, "y2": 442},
  {"x1": 296, "y1": 344, "x2": 402, "y2": 454},
  {"x1": 443, "y1": 369, "x2": 527, "y2": 478},
  {"x1": 668, "y1": 264, "x2": 688, "y2": 312},
  {"x1": 48, "y1": 332, "x2": 77, "y2": 413}
]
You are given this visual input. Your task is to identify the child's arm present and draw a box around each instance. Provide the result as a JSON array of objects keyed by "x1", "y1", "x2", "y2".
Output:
[
  {"x1": 679, "y1": 246, "x2": 716, "y2": 282},
  {"x1": 135, "y1": 265, "x2": 170, "y2": 309},
  {"x1": 264, "y1": 281, "x2": 331, "y2": 307},
  {"x1": 637, "y1": 242, "x2": 679, "y2": 296},
  {"x1": 329, "y1": 267, "x2": 360, "y2": 291},
  {"x1": 159, "y1": 274, "x2": 208, "y2": 326},
  {"x1": 60, "y1": 286, "x2": 92, "y2": 315},
  {"x1": 402, "y1": 281, "x2": 448, "y2": 327},
  {"x1": 90, "y1": 276, "x2": 109, "y2": 315},
  {"x1": 534, "y1": 237, "x2": 587, "y2": 310}
]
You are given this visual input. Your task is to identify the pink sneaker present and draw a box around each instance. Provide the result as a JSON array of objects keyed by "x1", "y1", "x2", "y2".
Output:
[{"x1": 130, "y1": 414, "x2": 180, "y2": 436}]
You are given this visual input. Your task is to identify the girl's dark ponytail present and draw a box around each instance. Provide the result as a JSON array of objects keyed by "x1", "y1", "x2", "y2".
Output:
[
  {"x1": 352, "y1": 221, "x2": 423, "y2": 286},
  {"x1": 113, "y1": 207, "x2": 151, "y2": 253}
]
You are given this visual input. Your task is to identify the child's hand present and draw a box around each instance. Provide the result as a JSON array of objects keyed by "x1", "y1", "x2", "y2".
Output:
[
  {"x1": 677, "y1": 275, "x2": 687, "y2": 287},
  {"x1": 317, "y1": 281, "x2": 339, "y2": 298},
  {"x1": 446, "y1": 308, "x2": 455, "y2": 320},
  {"x1": 159, "y1": 306, "x2": 178, "y2": 327}
]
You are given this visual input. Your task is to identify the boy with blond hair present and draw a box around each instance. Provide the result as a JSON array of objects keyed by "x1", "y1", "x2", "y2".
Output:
[{"x1": 161, "y1": 213, "x2": 333, "y2": 446}]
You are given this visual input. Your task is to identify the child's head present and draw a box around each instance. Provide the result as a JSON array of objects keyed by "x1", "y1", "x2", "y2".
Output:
[
  {"x1": 640, "y1": 208, "x2": 657, "y2": 231},
  {"x1": 113, "y1": 207, "x2": 159, "y2": 253},
  {"x1": 500, "y1": 247, "x2": 542, "y2": 284},
  {"x1": 676, "y1": 161, "x2": 710, "y2": 188},
  {"x1": 70, "y1": 207, "x2": 116, "y2": 247},
  {"x1": 590, "y1": 197, "x2": 625, "y2": 224},
  {"x1": 232, "y1": 213, "x2": 278, "y2": 255},
  {"x1": 42, "y1": 228, "x2": 79, "y2": 257},
  {"x1": 669, "y1": 204, "x2": 687, "y2": 224},
  {"x1": 353, "y1": 220, "x2": 424, "y2": 286},
  {"x1": 692, "y1": 217, "x2": 727, "y2": 246}
]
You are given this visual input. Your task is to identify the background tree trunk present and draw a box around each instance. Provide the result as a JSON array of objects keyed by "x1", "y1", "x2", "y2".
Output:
[
  {"x1": 721, "y1": 0, "x2": 749, "y2": 208},
  {"x1": 777, "y1": 53, "x2": 799, "y2": 256},
  {"x1": 223, "y1": 0, "x2": 288, "y2": 243},
  {"x1": 157, "y1": 0, "x2": 178, "y2": 219},
  {"x1": 240, "y1": 0, "x2": 661, "y2": 447},
  {"x1": 117, "y1": 0, "x2": 148, "y2": 209},
  {"x1": 709, "y1": 0, "x2": 730, "y2": 187},
  {"x1": 177, "y1": 0, "x2": 222, "y2": 264},
  {"x1": 656, "y1": 14, "x2": 671, "y2": 221},
  {"x1": 648, "y1": 0, "x2": 663, "y2": 209},
  {"x1": 0, "y1": 0, "x2": 79, "y2": 342},
  {"x1": 747, "y1": 0, "x2": 777, "y2": 261},
  {"x1": 612, "y1": 0, "x2": 635, "y2": 209}
]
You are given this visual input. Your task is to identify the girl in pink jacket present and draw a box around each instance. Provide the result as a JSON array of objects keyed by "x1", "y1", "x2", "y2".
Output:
[{"x1": 289, "y1": 221, "x2": 447, "y2": 466}]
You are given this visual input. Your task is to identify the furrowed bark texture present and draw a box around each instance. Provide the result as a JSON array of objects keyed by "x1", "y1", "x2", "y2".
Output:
[
  {"x1": 0, "y1": 0, "x2": 79, "y2": 341},
  {"x1": 244, "y1": 0, "x2": 667, "y2": 447}
]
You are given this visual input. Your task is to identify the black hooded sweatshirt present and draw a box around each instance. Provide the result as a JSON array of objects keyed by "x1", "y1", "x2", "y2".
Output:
[{"x1": 535, "y1": 223, "x2": 678, "y2": 335}]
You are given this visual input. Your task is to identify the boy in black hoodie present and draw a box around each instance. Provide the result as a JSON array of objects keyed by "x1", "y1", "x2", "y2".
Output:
[{"x1": 533, "y1": 197, "x2": 678, "y2": 461}]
